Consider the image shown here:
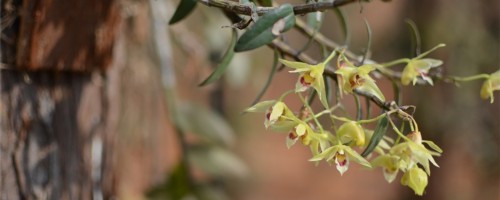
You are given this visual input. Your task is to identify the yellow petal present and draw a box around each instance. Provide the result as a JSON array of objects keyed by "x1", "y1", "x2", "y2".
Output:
[
  {"x1": 279, "y1": 59, "x2": 311, "y2": 70},
  {"x1": 401, "y1": 167, "x2": 428, "y2": 196}
]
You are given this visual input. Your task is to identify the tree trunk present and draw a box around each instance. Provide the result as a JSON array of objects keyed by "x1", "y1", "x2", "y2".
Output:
[{"x1": 1, "y1": 0, "x2": 120, "y2": 199}]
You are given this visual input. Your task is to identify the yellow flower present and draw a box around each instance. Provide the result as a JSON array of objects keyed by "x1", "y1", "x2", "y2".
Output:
[
  {"x1": 310, "y1": 144, "x2": 372, "y2": 175},
  {"x1": 401, "y1": 166, "x2": 428, "y2": 196},
  {"x1": 400, "y1": 43, "x2": 445, "y2": 86},
  {"x1": 335, "y1": 57, "x2": 385, "y2": 101},
  {"x1": 371, "y1": 154, "x2": 401, "y2": 183},
  {"x1": 286, "y1": 123, "x2": 312, "y2": 149},
  {"x1": 401, "y1": 58, "x2": 442, "y2": 86},
  {"x1": 287, "y1": 123, "x2": 332, "y2": 158},
  {"x1": 337, "y1": 121, "x2": 366, "y2": 147},
  {"x1": 279, "y1": 51, "x2": 337, "y2": 108},
  {"x1": 390, "y1": 131, "x2": 442, "y2": 175},
  {"x1": 480, "y1": 69, "x2": 500, "y2": 103},
  {"x1": 245, "y1": 100, "x2": 299, "y2": 132}
]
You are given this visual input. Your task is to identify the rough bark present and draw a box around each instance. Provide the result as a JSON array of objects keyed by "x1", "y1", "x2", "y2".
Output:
[{"x1": 1, "y1": 0, "x2": 121, "y2": 199}]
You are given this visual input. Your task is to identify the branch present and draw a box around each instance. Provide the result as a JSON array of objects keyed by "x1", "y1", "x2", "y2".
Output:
[
  {"x1": 196, "y1": 0, "x2": 357, "y2": 16},
  {"x1": 293, "y1": 18, "x2": 431, "y2": 85}
]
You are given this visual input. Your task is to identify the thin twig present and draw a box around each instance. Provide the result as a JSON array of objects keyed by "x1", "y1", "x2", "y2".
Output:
[{"x1": 196, "y1": 0, "x2": 357, "y2": 16}]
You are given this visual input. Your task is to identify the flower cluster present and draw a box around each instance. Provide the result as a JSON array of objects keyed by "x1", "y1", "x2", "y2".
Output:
[{"x1": 246, "y1": 50, "x2": 444, "y2": 196}]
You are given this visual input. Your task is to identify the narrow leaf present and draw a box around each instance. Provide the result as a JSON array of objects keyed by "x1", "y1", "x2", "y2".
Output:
[
  {"x1": 199, "y1": 29, "x2": 238, "y2": 86},
  {"x1": 360, "y1": 19, "x2": 372, "y2": 65},
  {"x1": 251, "y1": 49, "x2": 279, "y2": 105},
  {"x1": 361, "y1": 115, "x2": 389, "y2": 157},
  {"x1": 334, "y1": 8, "x2": 350, "y2": 46},
  {"x1": 234, "y1": 4, "x2": 295, "y2": 52},
  {"x1": 405, "y1": 19, "x2": 421, "y2": 57},
  {"x1": 169, "y1": 0, "x2": 197, "y2": 25}
]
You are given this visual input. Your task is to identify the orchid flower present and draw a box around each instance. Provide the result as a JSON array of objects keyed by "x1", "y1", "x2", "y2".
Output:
[
  {"x1": 335, "y1": 55, "x2": 385, "y2": 101},
  {"x1": 480, "y1": 69, "x2": 500, "y2": 103},
  {"x1": 279, "y1": 51, "x2": 337, "y2": 108},
  {"x1": 310, "y1": 144, "x2": 371, "y2": 175}
]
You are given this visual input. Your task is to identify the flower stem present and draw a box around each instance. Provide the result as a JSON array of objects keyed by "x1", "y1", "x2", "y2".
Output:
[
  {"x1": 357, "y1": 112, "x2": 387, "y2": 124},
  {"x1": 380, "y1": 58, "x2": 410, "y2": 67},
  {"x1": 415, "y1": 43, "x2": 446, "y2": 59},
  {"x1": 387, "y1": 113, "x2": 411, "y2": 142},
  {"x1": 279, "y1": 90, "x2": 296, "y2": 101},
  {"x1": 452, "y1": 74, "x2": 490, "y2": 82},
  {"x1": 299, "y1": 93, "x2": 324, "y2": 132}
]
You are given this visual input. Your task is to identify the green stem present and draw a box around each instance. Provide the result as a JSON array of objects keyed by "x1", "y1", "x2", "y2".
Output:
[
  {"x1": 357, "y1": 112, "x2": 389, "y2": 124},
  {"x1": 331, "y1": 111, "x2": 389, "y2": 124},
  {"x1": 452, "y1": 74, "x2": 490, "y2": 82},
  {"x1": 394, "y1": 122, "x2": 405, "y2": 145},
  {"x1": 380, "y1": 58, "x2": 410, "y2": 67},
  {"x1": 387, "y1": 114, "x2": 411, "y2": 142},
  {"x1": 308, "y1": 104, "x2": 341, "y2": 120},
  {"x1": 299, "y1": 93, "x2": 324, "y2": 132},
  {"x1": 415, "y1": 43, "x2": 445, "y2": 59},
  {"x1": 278, "y1": 90, "x2": 296, "y2": 102}
]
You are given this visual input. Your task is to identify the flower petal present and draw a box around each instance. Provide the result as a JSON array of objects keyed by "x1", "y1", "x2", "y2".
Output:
[
  {"x1": 335, "y1": 150, "x2": 350, "y2": 175},
  {"x1": 357, "y1": 78, "x2": 386, "y2": 101},
  {"x1": 279, "y1": 59, "x2": 311, "y2": 70},
  {"x1": 245, "y1": 100, "x2": 276, "y2": 112},
  {"x1": 269, "y1": 102, "x2": 285, "y2": 122},
  {"x1": 286, "y1": 132, "x2": 298, "y2": 149},
  {"x1": 312, "y1": 74, "x2": 329, "y2": 108},
  {"x1": 420, "y1": 58, "x2": 443, "y2": 68},
  {"x1": 343, "y1": 146, "x2": 372, "y2": 168},
  {"x1": 401, "y1": 167, "x2": 428, "y2": 196},
  {"x1": 309, "y1": 146, "x2": 337, "y2": 162}
]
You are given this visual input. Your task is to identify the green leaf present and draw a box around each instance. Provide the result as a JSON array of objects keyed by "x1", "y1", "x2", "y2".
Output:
[
  {"x1": 169, "y1": 0, "x2": 197, "y2": 25},
  {"x1": 405, "y1": 19, "x2": 422, "y2": 57},
  {"x1": 199, "y1": 29, "x2": 238, "y2": 86},
  {"x1": 361, "y1": 115, "x2": 389, "y2": 157},
  {"x1": 234, "y1": 4, "x2": 295, "y2": 52},
  {"x1": 306, "y1": 11, "x2": 323, "y2": 30},
  {"x1": 251, "y1": 49, "x2": 279, "y2": 105},
  {"x1": 361, "y1": 19, "x2": 372, "y2": 64}
]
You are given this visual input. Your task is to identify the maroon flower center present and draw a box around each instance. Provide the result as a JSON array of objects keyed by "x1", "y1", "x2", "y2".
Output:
[
  {"x1": 349, "y1": 74, "x2": 365, "y2": 88},
  {"x1": 300, "y1": 72, "x2": 314, "y2": 87},
  {"x1": 336, "y1": 153, "x2": 348, "y2": 166}
]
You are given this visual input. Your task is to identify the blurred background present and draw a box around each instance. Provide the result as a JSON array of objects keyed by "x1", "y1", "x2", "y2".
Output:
[
  {"x1": 114, "y1": 0, "x2": 500, "y2": 199},
  {"x1": 4, "y1": 0, "x2": 500, "y2": 200},
  {"x1": 2, "y1": 0, "x2": 498, "y2": 199},
  {"x1": 122, "y1": 0, "x2": 500, "y2": 200}
]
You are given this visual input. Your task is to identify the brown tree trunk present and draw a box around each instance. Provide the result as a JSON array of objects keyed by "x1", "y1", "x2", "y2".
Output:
[{"x1": 1, "y1": 0, "x2": 121, "y2": 199}]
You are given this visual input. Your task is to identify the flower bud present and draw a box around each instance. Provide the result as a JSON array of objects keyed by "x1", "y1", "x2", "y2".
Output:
[{"x1": 337, "y1": 121, "x2": 365, "y2": 146}]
